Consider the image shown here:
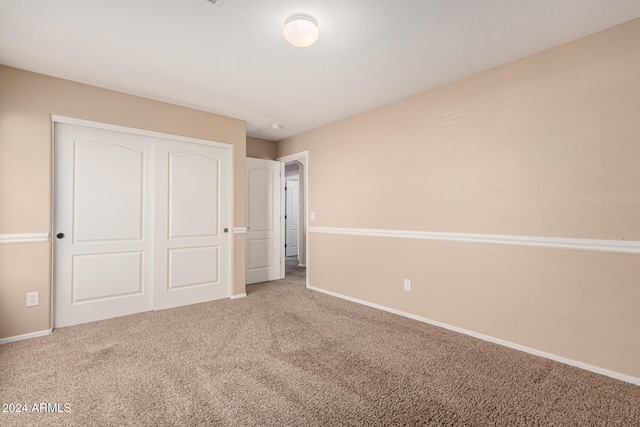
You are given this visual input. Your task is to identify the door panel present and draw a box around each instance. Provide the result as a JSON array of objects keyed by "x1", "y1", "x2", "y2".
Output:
[
  {"x1": 73, "y1": 143, "x2": 144, "y2": 242},
  {"x1": 168, "y1": 152, "x2": 219, "y2": 238},
  {"x1": 247, "y1": 238, "x2": 272, "y2": 269},
  {"x1": 72, "y1": 252, "x2": 143, "y2": 302},
  {"x1": 248, "y1": 167, "x2": 273, "y2": 231},
  {"x1": 168, "y1": 246, "x2": 219, "y2": 289},
  {"x1": 54, "y1": 124, "x2": 153, "y2": 328},
  {"x1": 154, "y1": 139, "x2": 231, "y2": 309},
  {"x1": 246, "y1": 158, "x2": 281, "y2": 284}
]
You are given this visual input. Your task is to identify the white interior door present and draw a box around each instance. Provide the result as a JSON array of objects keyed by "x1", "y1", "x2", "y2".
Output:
[
  {"x1": 54, "y1": 124, "x2": 153, "y2": 328},
  {"x1": 246, "y1": 157, "x2": 281, "y2": 284},
  {"x1": 285, "y1": 179, "x2": 299, "y2": 257},
  {"x1": 153, "y1": 138, "x2": 232, "y2": 310}
]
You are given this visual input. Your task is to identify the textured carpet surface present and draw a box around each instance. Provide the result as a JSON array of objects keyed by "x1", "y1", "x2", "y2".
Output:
[{"x1": 1, "y1": 258, "x2": 639, "y2": 426}]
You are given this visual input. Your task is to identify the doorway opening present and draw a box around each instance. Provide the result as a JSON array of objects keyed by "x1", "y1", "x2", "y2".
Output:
[
  {"x1": 279, "y1": 152, "x2": 308, "y2": 286},
  {"x1": 284, "y1": 162, "x2": 302, "y2": 280},
  {"x1": 244, "y1": 151, "x2": 308, "y2": 289}
]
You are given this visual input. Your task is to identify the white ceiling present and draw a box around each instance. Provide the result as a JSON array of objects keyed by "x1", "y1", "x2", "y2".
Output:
[{"x1": 1, "y1": 1, "x2": 639, "y2": 140}]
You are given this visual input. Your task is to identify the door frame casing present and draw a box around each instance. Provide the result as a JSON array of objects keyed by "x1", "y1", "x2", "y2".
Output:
[
  {"x1": 50, "y1": 115, "x2": 235, "y2": 327},
  {"x1": 277, "y1": 151, "x2": 309, "y2": 288}
]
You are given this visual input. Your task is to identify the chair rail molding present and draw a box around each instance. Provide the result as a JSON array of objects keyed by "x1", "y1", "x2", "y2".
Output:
[
  {"x1": 0, "y1": 233, "x2": 50, "y2": 244},
  {"x1": 308, "y1": 227, "x2": 640, "y2": 255}
]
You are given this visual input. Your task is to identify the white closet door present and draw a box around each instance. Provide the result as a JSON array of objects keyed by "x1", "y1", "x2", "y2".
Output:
[
  {"x1": 54, "y1": 122, "x2": 232, "y2": 327},
  {"x1": 285, "y1": 179, "x2": 299, "y2": 257},
  {"x1": 245, "y1": 158, "x2": 281, "y2": 284},
  {"x1": 153, "y1": 138, "x2": 232, "y2": 310},
  {"x1": 54, "y1": 124, "x2": 153, "y2": 328}
]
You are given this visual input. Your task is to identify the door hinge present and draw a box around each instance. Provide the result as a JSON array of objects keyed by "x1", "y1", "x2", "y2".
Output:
[
  {"x1": 285, "y1": 215, "x2": 287, "y2": 219},
  {"x1": 285, "y1": 244, "x2": 287, "y2": 248},
  {"x1": 285, "y1": 186, "x2": 287, "y2": 191}
]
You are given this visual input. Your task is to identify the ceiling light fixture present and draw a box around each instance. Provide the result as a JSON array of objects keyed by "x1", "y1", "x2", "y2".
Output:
[
  {"x1": 283, "y1": 14, "x2": 319, "y2": 48},
  {"x1": 272, "y1": 124, "x2": 282, "y2": 130}
]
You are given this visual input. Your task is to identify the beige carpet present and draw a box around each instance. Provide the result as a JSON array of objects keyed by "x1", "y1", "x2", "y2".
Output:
[{"x1": 1, "y1": 262, "x2": 639, "y2": 426}]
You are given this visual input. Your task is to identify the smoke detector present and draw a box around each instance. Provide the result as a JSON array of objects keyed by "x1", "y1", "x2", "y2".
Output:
[{"x1": 206, "y1": 0, "x2": 225, "y2": 7}]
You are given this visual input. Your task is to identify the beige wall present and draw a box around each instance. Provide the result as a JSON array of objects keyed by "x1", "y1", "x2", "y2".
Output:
[
  {"x1": 279, "y1": 20, "x2": 640, "y2": 378},
  {"x1": 246, "y1": 136, "x2": 277, "y2": 160},
  {"x1": 0, "y1": 65, "x2": 247, "y2": 338}
]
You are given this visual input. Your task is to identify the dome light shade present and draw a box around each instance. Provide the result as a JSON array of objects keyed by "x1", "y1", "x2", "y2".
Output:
[{"x1": 283, "y1": 14, "x2": 319, "y2": 48}]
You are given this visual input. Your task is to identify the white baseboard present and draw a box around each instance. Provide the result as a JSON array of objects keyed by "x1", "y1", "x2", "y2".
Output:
[
  {"x1": 0, "y1": 329, "x2": 52, "y2": 345},
  {"x1": 230, "y1": 293, "x2": 247, "y2": 299},
  {"x1": 307, "y1": 285, "x2": 640, "y2": 386}
]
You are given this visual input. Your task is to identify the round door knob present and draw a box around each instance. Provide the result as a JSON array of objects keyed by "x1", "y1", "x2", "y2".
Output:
[
  {"x1": 223, "y1": 228, "x2": 229, "y2": 233},
  {"x1": 56, "y1": 232, "x2": 65, "y2": 239}
]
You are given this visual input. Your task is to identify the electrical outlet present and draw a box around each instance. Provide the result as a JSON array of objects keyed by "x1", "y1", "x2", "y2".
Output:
[
  {"x1": 310, "y1": 212, "x2": 316, "y2": 221},
  {"x1": 26, "y1": 291, "x2": 39, "y2": 307},
  {"x1": 404, "y1": 279, "x2": 411, "y2": 292}
]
